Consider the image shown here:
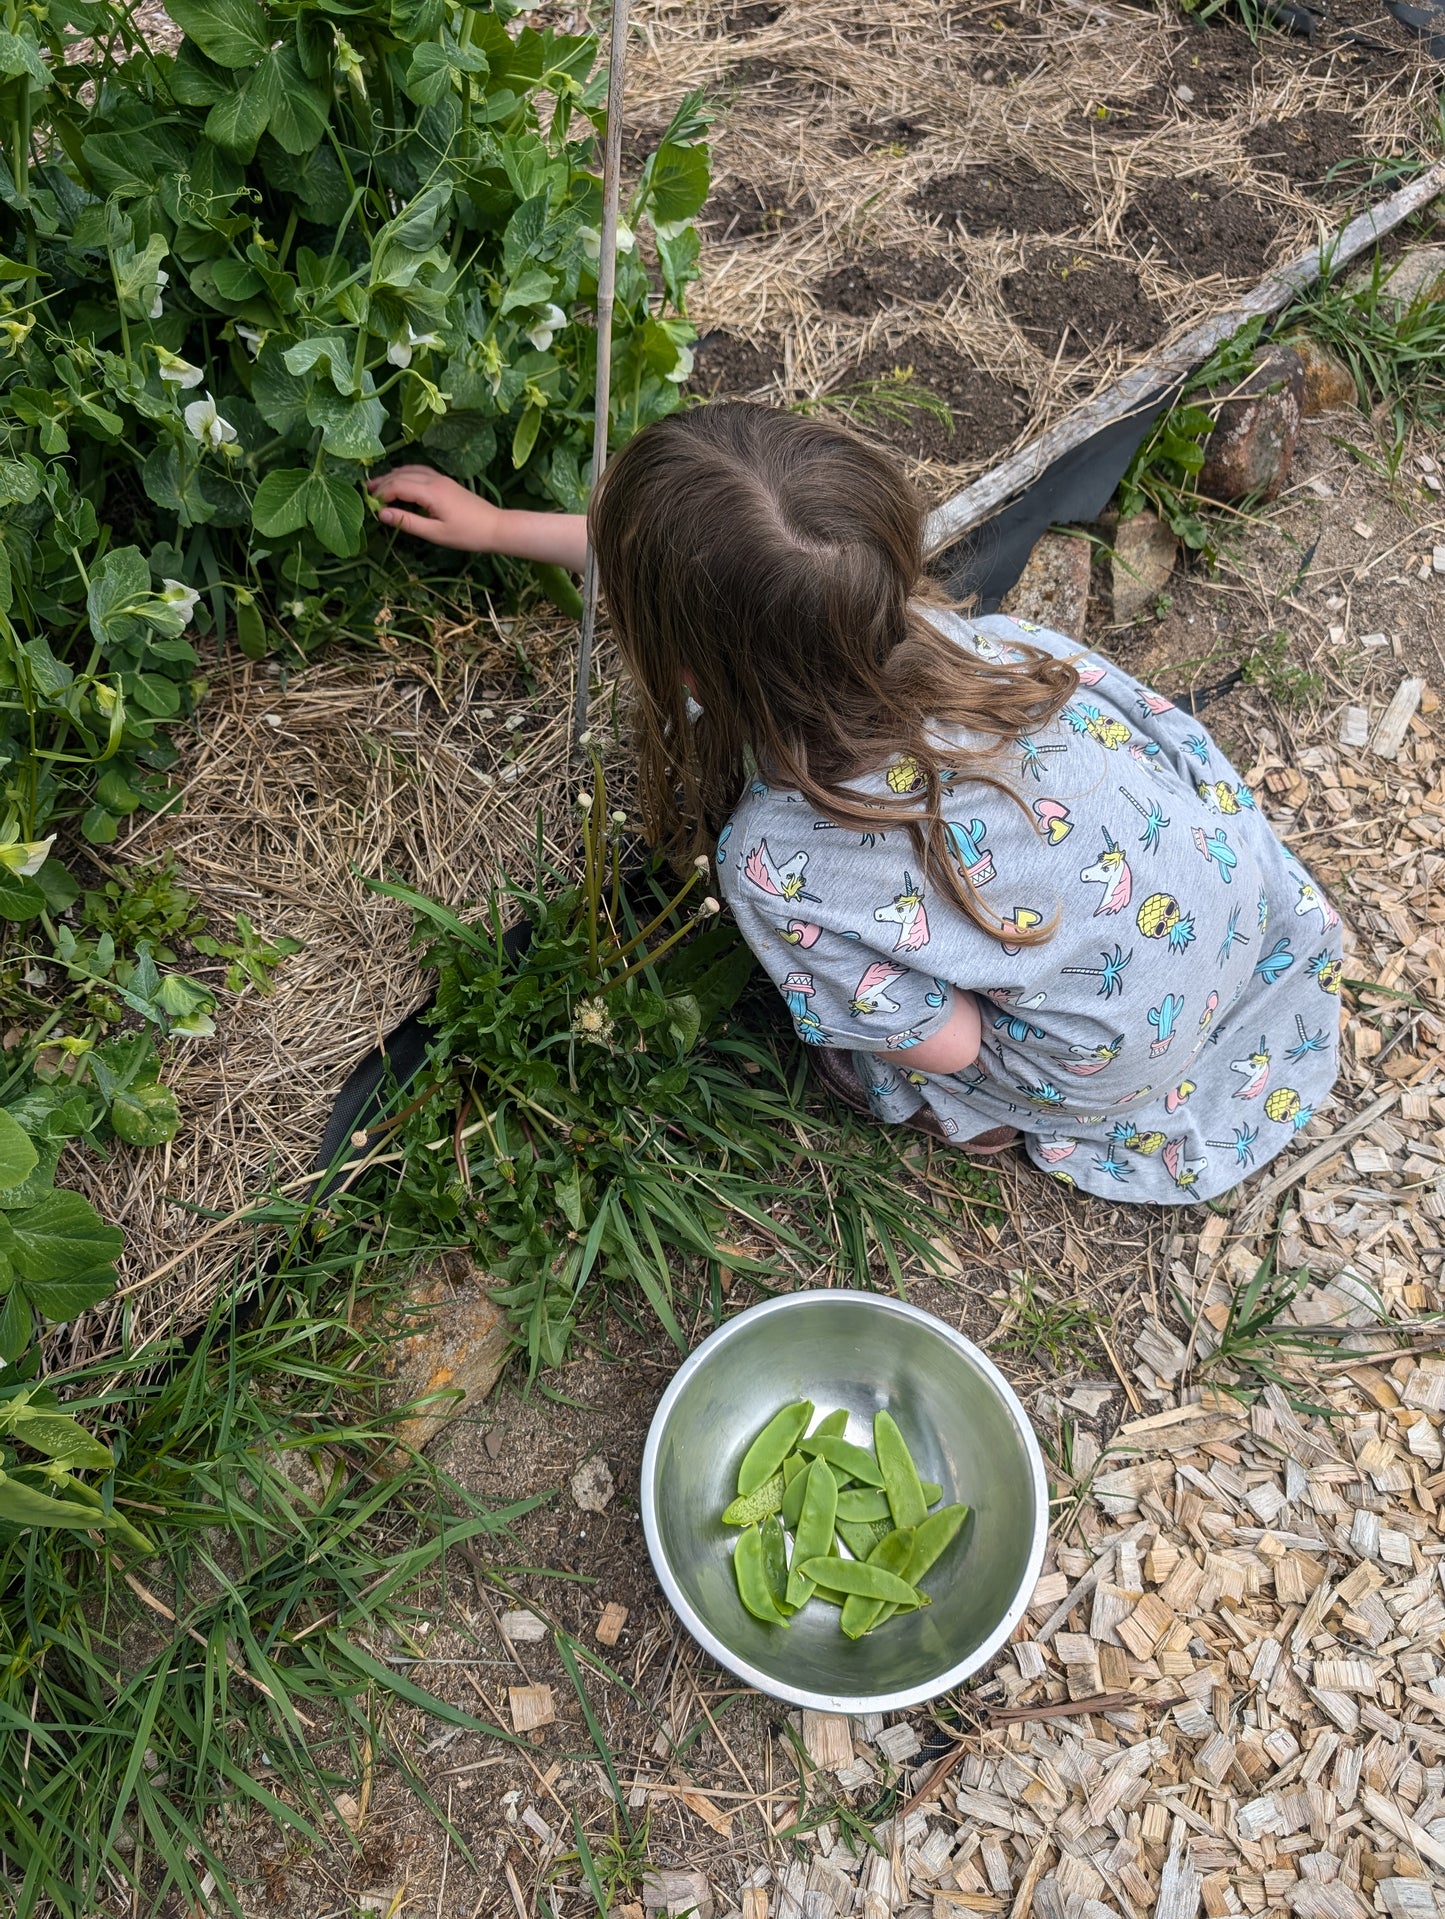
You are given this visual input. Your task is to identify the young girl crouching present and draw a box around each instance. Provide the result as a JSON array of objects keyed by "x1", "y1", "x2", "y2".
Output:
[{"x1": 369, "y1": 403, "x2": 1342, "y2": 1204}]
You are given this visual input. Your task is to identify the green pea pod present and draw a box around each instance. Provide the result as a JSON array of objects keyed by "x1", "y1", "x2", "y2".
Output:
[
  {"x1": 720, "y1": 1471, "x2": 785, "y2": 1527},
  {"x1": 874, "y1": 1410, "x2": 927, "y2": 1530},
  {"x1": 835, "y1": 1515, "x2": 891, "y2": 1560},
  {"x1": 797, "y1": 1435, "x2": 884, "y2": 1486},
  {"x1": 785, "y1": 1459, "x2": 838, "y2": 1609},
  {"x1": 902, "y1": 1503, "x2": 970, "y2": 1585},
  {"x1": 811, "y1": 1409, "x2": 849, "y2": 1439},
  {"x1": 797, "y1": 1555, "x2": 919, "y2": 1605},
  {"x1": 840, "y1": 1526, "x2": 916, "y2": 1639},
  {"x1": 836, "y1": 1484, "x2": 942, "y2": 1523},
  {"x1": 738, "y1": 1400, "x2": 814, "y2": 1496},
  {"x1": 760, "y1": 1513, "x2": 791, "y2": 1614},
  {"x1": 734, "y1": 1524, "x2": 789, "y2": 1626},
  {"x1": 781, "y1": 1456, "x2": 810, "y2": 1529}
]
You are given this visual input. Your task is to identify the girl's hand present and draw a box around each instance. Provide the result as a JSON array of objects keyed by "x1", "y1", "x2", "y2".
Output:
[
  {"x1": 367, "y1": 465, "x2": 589, "y2": 571},
  {"x1": 367, "y1": 465, "x2": 504, "y2": 550}
]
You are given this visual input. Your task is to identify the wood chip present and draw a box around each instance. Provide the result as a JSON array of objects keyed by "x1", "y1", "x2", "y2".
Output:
[
  {"x1": 596, "y1": 1601, "x2": 629, "y2": 1647},
  {"x1": 1371, "y1": 678, "x2": 1426, "y2": 760},
  {"x1": 508, "y1": 1684, "x2": 556, "y2": 1733},
  {"x1": 802, "y1": 1712, "x2": 856, "y2": 1772}
]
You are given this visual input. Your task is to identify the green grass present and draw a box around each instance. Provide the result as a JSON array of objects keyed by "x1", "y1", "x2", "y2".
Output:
[
  {"x1": 1241, "y1": 630, "x2": 1323, "y2": 710},
  {"x1": 0, "y1": 1239, "x2": 545, "y2": 1919},
  {"x1": 993, "y1": 1272, "x2": 1103, "y2": 1373},
  {"x1": 1282, "y1": 247, "x2": 1445, "y2": 478}
]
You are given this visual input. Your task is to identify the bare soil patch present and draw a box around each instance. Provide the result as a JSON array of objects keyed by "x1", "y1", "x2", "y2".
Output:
[
  {"x1": 701, "y1": 177, "x2": 815, "y2": 241},
  {"x1": 1002, "y1": 248, "x2": 1165, "y2": 355},
  {"x1": 1244, "y1": 110, "x2": 1367, "y2": 192},
  {"x1": 1121, "y1": 173, "x2": 1277, "y2": 279},
  {"x1": 844, "y1": 336, "x2": 1028, "y2": 463},
  {"x1": 686, "y1": 329, "x2": 785, "y2": 397},
  {"x1": 843, "y1": 111, "x2": 933, "y2": 152},
  {"x1": 814, "y1": 251, "x2": 957, "y2": 315},
  {"x1": 913, "y1": 162, "x2": 1088, "y2": 236}
]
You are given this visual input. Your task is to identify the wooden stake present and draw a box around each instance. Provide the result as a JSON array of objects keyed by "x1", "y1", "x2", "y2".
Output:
[{"x1": 573, "y1": 0, "x2": 631, "y2": 750}]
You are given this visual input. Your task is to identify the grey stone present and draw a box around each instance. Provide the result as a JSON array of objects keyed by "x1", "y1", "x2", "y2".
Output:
[
  {"x1": 1000, "y1": 530, "x2": 1092, "y2": 636},
  {"x1": 1110, "y1": 508, "x2": 1179, "y2": 623}
]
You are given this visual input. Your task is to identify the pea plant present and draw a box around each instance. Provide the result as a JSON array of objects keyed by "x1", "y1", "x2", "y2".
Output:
[{"x1": 4, "y1": 0, "x2": 709, "y2": 663}]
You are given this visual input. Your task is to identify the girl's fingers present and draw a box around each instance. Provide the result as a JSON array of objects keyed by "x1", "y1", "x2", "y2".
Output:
[
  {"x1": 367, "y1": 467, "x2": 442, "y2": 500},
  {"x1": 378, "y1": 506, "x2": 447, "y2": 539}
]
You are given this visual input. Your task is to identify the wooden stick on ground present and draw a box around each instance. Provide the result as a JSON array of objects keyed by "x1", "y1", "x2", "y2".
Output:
[
  {"x1": 572, "y1": 0, "x2": 631, "y2": 750},
  {"x1": 923, "y1": 161, "x2": 1445, "y2": 555}
]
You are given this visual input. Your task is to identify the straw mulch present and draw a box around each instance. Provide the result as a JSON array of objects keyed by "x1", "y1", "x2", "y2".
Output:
[
  {"x1": 61, "y1": 616, "x2": 587, "y2": 1355},
  {"x1": 632, "y1": 0, "x2": 1440, "y2": 484}
]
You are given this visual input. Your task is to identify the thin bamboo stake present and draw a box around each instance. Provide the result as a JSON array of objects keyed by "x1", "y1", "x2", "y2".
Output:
[{"x1": 573, "y1": 0, "x2": 631, "y2": 751}]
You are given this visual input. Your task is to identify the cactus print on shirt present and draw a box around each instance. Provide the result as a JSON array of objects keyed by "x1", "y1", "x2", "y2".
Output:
[{"x1": 717, "y1": 611, "x2": 1343, "y2": 1205}]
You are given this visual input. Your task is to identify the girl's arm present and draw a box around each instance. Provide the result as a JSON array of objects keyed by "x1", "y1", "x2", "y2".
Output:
[
  {"x1": 881, "y1": 990, "x2": 981, "y2": 1076},
  {"x1": 367, "y1": 465, "x2": 588, "y2": 571}
]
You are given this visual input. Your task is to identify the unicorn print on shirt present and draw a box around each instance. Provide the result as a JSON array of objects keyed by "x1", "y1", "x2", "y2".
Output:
[
  {"x1": 1079, "y1": 830, "x2": 1133, "y2": 917},
  {"x1": 744, "y1": 840, "x2": 818, "y2": 904},
  {"x1": 874, "y1": 874, "x2": 930, "y2": 953}
]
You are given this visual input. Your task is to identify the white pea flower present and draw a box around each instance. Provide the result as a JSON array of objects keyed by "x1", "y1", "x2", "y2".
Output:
[
  {"x1": 287, "y1": 599, "x2": 306, "y2": 619},
  {"x1": 387, "y1": 324, "x2": 443, "y2": 369},
  {"x1": 149, "y1": 269, "x2": 169, "y2": 320},
  {"x1": 156, "y1": 348, "x2": 204, "y2": 389},
  {"x1": 579, "y1": 223, "x2": 635, "y2": 262},
  {"x1": 653, "y1": 217, "x2": 692, "y2": 243},
  {"x1": 236, "y1": 325, "x2": 267, "y2": 358},
  {"x1": 160, "y1": 578, "x2": 201, "y2": 623},
  {"x1": 183, "y1": 393, "x2": 237, "y2": 450},
  {"x1": 0, "y1": 833, "x2": 54, "y2": 878},
  {"x1": 525, "y1": 303, "x2": 567, "y2": 352},
  {"x1": 666, "y1": 343, "x2": 695, "y2": 385}
]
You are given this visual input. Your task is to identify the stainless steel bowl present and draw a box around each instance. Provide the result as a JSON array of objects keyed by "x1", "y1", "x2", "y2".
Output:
[{"x1": 640, "y1": 1290, "x2": 1047, "y2": 1714}]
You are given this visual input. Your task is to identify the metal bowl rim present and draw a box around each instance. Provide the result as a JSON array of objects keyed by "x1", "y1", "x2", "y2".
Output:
[{"x1": 639, "y1": 1289, "x2": 1049, "y2": 1714}]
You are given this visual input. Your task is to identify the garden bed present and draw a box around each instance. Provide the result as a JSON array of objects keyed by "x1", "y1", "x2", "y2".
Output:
[{"x1": 646, "y1": 0, "x2": 1441, "y2": 484}]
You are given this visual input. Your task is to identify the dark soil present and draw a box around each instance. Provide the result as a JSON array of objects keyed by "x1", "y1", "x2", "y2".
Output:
[
  {"x1": 1121, "y1": 174, "x2": 1277, "y2": 280},
  {"x1": 1243, "y1": 111, "x2": 1365, "y2": 193},
  {"x1": 841, "y1": 336, "x2": 1028, "y2": 464},
  {"x1": 1167, "y1": 22, "x2": 1263, "y2": 113},
  {"x1": 814, "y1": 252, "x2": 958, "y2": 315},
  {"x1": 714, "y1": 0, "x2": 785, "y2": 31},
  {"x1": 914, "y1": 162, "x2": 1087, "y2": 236},
  {"x1": 844, "y1": 112, "x2": 933, "y2": 152},
  {"x1": 701, "y1": 178, "x2": 814, "y2": 240},
  {"x1": 1002, "y1": 249, "x2": 1165, "y2": 355},
  {"x1": 686, "y1": 331, "x2": 785, "y2": 398}
]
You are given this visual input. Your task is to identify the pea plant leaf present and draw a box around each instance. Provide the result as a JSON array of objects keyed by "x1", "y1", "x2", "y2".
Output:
[
  {"x1": 6, "y1": 1189, "x2": 124, "y2": 1281},
  {"x1": 0, "y1": 1113, "x2": 39, "y2": 1195},
  {"x1": 166, "y1": 0, "x2": 273, "y2": 68}
]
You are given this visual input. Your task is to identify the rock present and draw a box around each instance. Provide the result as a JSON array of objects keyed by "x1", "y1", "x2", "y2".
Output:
[
  {"x1": 1110, "y1": 508, "x2": 1179, "y2": 623},
  {"x1": 1000, "y1": 530, "x2": 1092, "y2": 636},
  {"x1": 643, "y1": 1868, "x2": 715, "y2": 1919},
  {"x1": 570, "y1": 1453, "x2": 616, "y2": 1512},
  {"x1": 1280, "y1": 333, "x2": 1357, "y2": 416},
  {"x1": 1348, "y1": 244, "x2": 1445, "y2": 308},
  {"x1": 1196, "y1": 347, "x2": 1305, "y2": 503},
  {"x1": 368, "y1": 1263, "x2": 511, "y2": 1452}
]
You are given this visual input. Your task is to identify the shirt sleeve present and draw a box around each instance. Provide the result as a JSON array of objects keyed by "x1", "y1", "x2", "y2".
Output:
[{"x1": 720, "y1": 836, "x2": 958, "y2": 1053}]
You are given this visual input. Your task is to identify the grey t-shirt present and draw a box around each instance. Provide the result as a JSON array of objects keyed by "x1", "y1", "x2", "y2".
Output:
[{"x1": 717, "y1": 610, "x2": 1342, "y2": 1205}]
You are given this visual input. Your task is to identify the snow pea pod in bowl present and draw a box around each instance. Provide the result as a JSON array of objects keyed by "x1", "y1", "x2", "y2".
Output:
[{"x1": 640, "y1": 1291, "x2": 1047, "y2": 1713}]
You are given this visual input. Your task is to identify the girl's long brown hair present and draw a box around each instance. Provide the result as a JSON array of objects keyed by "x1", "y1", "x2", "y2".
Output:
[{"x1": 589, "y1": 402, "x2": 1078, "y2": 941}]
